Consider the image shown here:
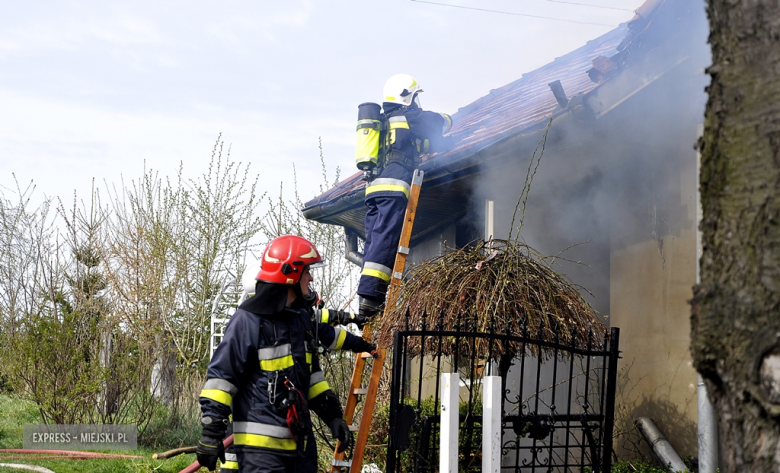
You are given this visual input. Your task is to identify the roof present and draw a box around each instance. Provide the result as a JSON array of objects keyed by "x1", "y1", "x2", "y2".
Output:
[
  {"x1": 437, "y1": 24, "x2": 628, "y2": 159},
  {"x1": 302, "y1": 0, "x2": 678, "y2": 238}
]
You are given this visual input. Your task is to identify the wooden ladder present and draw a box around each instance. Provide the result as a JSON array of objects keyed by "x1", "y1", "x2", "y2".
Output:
[{"x1": 331, "y1": 169, "x2": 424, "y2": 473}]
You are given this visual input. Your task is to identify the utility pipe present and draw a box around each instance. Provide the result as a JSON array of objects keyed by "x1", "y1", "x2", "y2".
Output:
[
  {"x1": 635, "y1": 417, "x2": 687, "y2": 472},
  {"x1": 696, "y1": 123, "x2": 719, "y2": 472},
  {"x1": 698, "y1": 375, "x2": 718, "y2": 472},
  {"x1": 344, "y1": 230, "x2": 364, "y2": 267}
]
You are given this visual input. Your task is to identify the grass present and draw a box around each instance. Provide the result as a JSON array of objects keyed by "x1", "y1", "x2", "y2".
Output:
[
  {"x1": 609, "y1": 460, "x2": 694, "y2": 472},
  {"x1": 0, "y1": 394, "x2": 201, "y2": 473},
  {"x1": 1, "y1": 395, "x2": 695, "y2": 473}
]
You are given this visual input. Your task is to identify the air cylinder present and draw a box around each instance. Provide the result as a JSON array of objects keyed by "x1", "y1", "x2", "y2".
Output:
[{"x1": 355, "y1": 102, "x2": 383, "y2": 171}]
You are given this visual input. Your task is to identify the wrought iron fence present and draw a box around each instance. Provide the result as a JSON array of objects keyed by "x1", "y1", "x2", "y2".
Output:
[{"x1": 385, "y1": 311, "x2": 620, "y2": 473}]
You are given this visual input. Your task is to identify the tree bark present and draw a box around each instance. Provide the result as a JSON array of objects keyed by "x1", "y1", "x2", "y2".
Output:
[{"x1": 692, "y1": 1, "x2": 780, "y2": 471}]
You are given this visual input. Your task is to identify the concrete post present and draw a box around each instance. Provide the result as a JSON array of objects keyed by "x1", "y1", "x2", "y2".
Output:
[
  {"x1": 440, "y1": 373, "x2": 460, "y2": 473},
  {"x1": 482, "y1": 376, "x2": 502, "y2": 473},
  {"x1": 485, "y1": 199, "x2": 495, "y2": 241}
]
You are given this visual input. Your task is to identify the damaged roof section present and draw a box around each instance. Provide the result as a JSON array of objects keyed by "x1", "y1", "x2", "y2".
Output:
[
  {"x1": 302, "y1": 0, "x2": 680, "y2": 239},
  {"x1": 442, "y1": 26, "x2": 627, "y2": 159}
]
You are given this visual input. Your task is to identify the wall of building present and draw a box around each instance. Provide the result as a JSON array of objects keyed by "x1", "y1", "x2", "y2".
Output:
[
  {"x1": 609, "y1": 133, "x2": 700, "y2": 459},
  {"x1": 407, "y1": 223, "x2": 457, "y2": 268},
  {"x1": 401, "y1": 21, "x2": 708, "y2": 459}
]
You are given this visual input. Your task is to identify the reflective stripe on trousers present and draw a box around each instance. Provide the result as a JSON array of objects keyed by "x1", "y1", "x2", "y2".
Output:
[
  {"x1": 234, "y1": 432, "x2": 318, "y2": 473},
  {"x1": 219, "y1": 451, "x2": 239, "y2": 472},
  {"x1": 361, "y1": 261, "x2": 392, "y2": 283},
  {"x1": 358, "y1": 193, "x2": 408, "y2": 301},
  {"x1": 365, "y1": 178, "x2": 410, "y2": 199}
]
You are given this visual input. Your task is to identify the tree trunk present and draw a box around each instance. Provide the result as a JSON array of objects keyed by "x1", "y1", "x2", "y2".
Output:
[{"x1": 692, "y1": 1, "x2": 780, "y2": 471}]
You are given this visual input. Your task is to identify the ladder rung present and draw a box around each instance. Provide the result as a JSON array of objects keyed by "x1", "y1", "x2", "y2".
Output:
[
  {"x1": 353, "y1": 388, "x2": 368, "y2": 395},
  {"x1": 360, "y1": 352, "x2": 375, "y2": 359},
  {"x1": 348, "y1": 424, "x2": 359, "y2": 432},
  {"x1": 332, "y1": 459, "x2": 352, "y2": 467}
]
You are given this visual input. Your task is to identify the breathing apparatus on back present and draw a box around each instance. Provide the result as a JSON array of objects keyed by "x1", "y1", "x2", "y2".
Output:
[
  {"x1": 355, "y1": 102, "x2": 385, "y2": 181},
  {"x1": 355, "y1": 74, "x2": 428, "y2": 181}
]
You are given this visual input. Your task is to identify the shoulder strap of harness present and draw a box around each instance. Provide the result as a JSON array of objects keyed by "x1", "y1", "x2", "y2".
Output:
[{"x1": 376, "y1": 112, "x2": 389, "y2": 174}]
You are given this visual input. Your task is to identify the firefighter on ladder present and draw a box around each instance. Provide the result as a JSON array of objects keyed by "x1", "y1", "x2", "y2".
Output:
[
  {"x1": 197, "y1": 235, "x2": 377, "y2": 473},
  {"x1": 357, "y1": 74, "x2": 453, "y2": 318}
]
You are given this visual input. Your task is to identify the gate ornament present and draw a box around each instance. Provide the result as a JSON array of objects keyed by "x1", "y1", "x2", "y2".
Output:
[{"x1": 512, "y1": 413, "x2": 555, "y2": 440}]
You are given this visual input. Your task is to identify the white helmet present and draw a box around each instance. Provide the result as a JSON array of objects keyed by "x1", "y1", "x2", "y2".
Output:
[
  {"x1": 383, "y1": 74, "x2": 423, "y2": 107},
  {"x1": 241, "y1": 259, "x2": 263, "y2": 295}
]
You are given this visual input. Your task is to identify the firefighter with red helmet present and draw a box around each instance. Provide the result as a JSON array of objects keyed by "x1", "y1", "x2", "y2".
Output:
[{"x1": 197, "y1": 235, "x2": 376, "y2": 473}]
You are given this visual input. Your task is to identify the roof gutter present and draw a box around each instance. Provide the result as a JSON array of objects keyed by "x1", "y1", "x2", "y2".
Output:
[
  {"x1": 301, "y1": 100, "x2": 590, "y2": 230},
  {"x1": 345, "y1": 229, "x2": 364, "y2": 267}
]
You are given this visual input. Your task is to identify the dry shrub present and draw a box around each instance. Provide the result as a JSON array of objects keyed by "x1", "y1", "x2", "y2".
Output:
[{"x1": 373, "y1": 239, "x2": 606, "y2": 358}]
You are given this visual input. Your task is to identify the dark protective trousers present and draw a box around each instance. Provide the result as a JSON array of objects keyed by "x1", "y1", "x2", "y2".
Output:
[
  {"x1": 233, "y1": 433, "x2": 317, "y2": 473},
  {"x1": 358, "y1": 194, "x2": 407, "y2": 302},
  {"x1": 219, "y1": 423, "x2": 238, "y2": 472},
  {"x1": 235, "y1": 449, "x2": 296, "y2": 473}
]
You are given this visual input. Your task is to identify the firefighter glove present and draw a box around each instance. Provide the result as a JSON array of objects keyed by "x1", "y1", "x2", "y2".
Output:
[
  {"x1": 350, "y1": 314, "x2": 371, "y2": 329},
  {"x1": 196, "y1": 435, "x2": 225, "y2": 471},
  {"x1": 328, "y1": 417, "x2": 352, "y2": 454},
  {"x1": 336, "y1": 310, "x2": 370, "y2": 328},
  {"x1": 352, "y1": 339, "x2": 379, "y2": 358}
]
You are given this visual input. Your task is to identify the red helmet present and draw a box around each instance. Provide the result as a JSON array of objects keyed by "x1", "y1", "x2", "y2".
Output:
[{"x1": 257, "y1": 235, "x2": 326, "y2": 285}]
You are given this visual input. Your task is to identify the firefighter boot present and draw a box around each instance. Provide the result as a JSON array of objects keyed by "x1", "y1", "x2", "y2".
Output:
[{"x1": 358, "y1": 296, "x2": 383, "y2": 318}]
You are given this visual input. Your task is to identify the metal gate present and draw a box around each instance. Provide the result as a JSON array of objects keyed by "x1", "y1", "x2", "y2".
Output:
[{"x1": 385, "y1": 311, "x2": 620, "y2": 473}]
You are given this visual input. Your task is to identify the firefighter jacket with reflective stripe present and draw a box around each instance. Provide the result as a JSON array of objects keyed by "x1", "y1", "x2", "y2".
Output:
[
  {"x1": 359, "y1": 105, "x2": 449, "y2": 301},
  {"x1": 364, "y1": 104, "x2": 449, "y2": 201},
  {"x1": 199, "y1": 305, "x2": 364, "y2": 456}
]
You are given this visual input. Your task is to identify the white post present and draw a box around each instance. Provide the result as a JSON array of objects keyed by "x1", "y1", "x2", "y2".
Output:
[
  {"x1": 482, "y1": 376, "x2": 502, "y2": 473},
  {"x1": 485, "y1": 199, "x2": 495, "y2": 242},
  {"x1": 440, "y1": 372, "x2": 460, "y2": 473}
]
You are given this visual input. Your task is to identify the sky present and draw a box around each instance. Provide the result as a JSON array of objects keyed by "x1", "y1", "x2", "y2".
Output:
[{"x1": 1, "y1": 0, "x2": 647, "y2": 208}]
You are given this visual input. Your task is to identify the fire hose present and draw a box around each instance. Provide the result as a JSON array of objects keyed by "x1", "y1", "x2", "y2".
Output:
[
  {"x1": 0, "y1": 455, "x2": 134, "y2": 461},
  {"x1": 0, "y1": 449, "x2": 143, "y2": 470},
  {"x1": 178, "y1": 434, "x2": 233, "y2": 473},
  {"x1": 0, "y1": 465, "x2": 55, "y2": 473},
  {"x1": 0, "y1": 449, "x2": 142, "y2": 459}
]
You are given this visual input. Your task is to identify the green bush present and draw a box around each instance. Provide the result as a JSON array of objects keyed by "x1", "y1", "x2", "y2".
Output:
[
  {"x1": 367, "y1": 395, "x2": 483, "y2": 473},
  {"x1": 0, "y1": 394, "x2": 199, "y2": 473},
  {"x1": 0, "y1": 394, "x2": 41, "y2": 448},
  {"x1": 608, "y1": 460, "x2": 690, "y2": 472},
  {"x1": 137, "y1": 402, "x2": 200, "y2": 450}
]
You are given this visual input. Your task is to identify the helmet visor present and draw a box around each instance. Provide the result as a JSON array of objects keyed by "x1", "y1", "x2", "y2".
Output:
[{"x1": 307, "y1": 260, "x2": 328, "y2": 270}]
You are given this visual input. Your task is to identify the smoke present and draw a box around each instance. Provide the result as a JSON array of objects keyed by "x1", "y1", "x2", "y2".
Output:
[{"x1": 464, "y1": 0, "x2": 711, "y2": 315}]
